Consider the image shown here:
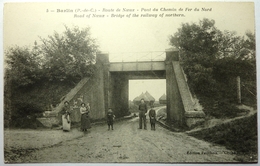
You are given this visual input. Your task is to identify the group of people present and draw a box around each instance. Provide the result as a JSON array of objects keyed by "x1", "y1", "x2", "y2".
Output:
[
  {"x1": 61, "y1": 101, "x2": 91, "y2": 132},
  {"x1": 60, "y1": 98, "x2": 156, "y2": 132},
  {"x1": 138, "y1": 98, "x2": 157, "y2": 130}
]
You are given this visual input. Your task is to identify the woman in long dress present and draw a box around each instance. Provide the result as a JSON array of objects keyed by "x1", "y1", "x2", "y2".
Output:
[
  {"x1": 80, "y1": 103, "x2": 91, "y2": 131},
  {"x1": 61, "y1": 101, "x2": 71, "y2": 131}
]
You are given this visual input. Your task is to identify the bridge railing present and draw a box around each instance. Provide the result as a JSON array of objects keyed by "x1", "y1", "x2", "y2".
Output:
[{"x1": 109, "y1": 51, "x2": 166, "y2": 62}]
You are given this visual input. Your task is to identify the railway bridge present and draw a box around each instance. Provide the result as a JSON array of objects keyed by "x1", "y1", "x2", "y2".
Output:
[{"x1": 42, "y1": 48, "x2": 205, "y2": 129}]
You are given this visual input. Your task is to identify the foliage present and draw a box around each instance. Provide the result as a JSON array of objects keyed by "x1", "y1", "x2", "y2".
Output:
[
  {"x1": 4, "y1": 25, "x2": 99, "y2": 127},
  {"x1": 5, "y1": 46, "x2": 42, "y2": 89},
  {"x1": 199, "y1": 96, "x2": 248, "y2": 119},
  {"x1": 40, "y1": 25, "x2": 98, "y2": 83},
  {"x1": 188, "y1": 113, "x2": 257, "y2": 160},
  {"x1": 169, "y1": 18, "x2": 256, "y2": 118}
]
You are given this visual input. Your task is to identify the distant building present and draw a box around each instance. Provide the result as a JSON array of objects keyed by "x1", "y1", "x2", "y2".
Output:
[
  {"x1": 159, "y1": 93, "x2": 166, "y2": 104},
  {"x1": 133, "y1": 91, "x2": 155, "y2": 106},
  {"x1": 144, "y1": 91, "x2": 155, "y2": 106}
]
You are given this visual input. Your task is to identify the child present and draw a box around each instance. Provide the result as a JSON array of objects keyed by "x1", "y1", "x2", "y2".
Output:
[
  {"x1": 107, "y1": 108, "x2": 115, "y2": 130},
  {"x1": 149, "y1": 106, "x2": 156, "y2": 130}
]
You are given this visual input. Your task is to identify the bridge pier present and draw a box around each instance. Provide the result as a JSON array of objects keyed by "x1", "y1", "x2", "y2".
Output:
[
  {"x1": 109, "y1": 73, "x2": 129, "y2": 117},
  {"x1": 96, "y1": 52, "x2": 110, "y2": 116},
  {"x1": 165, "y1": 48, "x2": 205, "y2": 129},
  {"x1": 165, "y1": 48, "x2": 185, "y2": 127}
]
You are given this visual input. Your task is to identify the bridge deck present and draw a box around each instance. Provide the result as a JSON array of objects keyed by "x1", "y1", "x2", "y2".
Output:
[{"x1": 109, "y1": 61, "x2": 165, "y2": 72}]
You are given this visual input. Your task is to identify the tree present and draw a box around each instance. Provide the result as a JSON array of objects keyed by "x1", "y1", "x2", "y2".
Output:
[
  {"x1": 4, "y1": 46, "x2": 44, "y2": 127},
  {"x1": 5, "y1": 46, "x2": 42, "y2": 89},
  {"x1": 40, "y1": 25, "x2": 99, "y2": 83},
  {"x1": 169, "y1": 18, "x2": 256, "y2": 117},
  {"x1": 169, "y1": 18, "x2": 221, "y2": 94},
  {"x1": 215, "y1": 30, "x2": 256, "y2": 61},
  {"x1": 4, "y1": 25, "x2": 100, "y2": 127},
  {"x1": 170, "y1": 18, "x2": 219, "y2": 66},
  {"x1": 242, "y1": 31, "x2": 256, "y2": 60}
]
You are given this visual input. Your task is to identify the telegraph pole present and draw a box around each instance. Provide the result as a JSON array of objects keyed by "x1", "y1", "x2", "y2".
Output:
[{"x1": 237, "y1": 76, "x2": 241, "y2": 104}]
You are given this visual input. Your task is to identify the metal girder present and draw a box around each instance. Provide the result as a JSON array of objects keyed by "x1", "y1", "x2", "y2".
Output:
[{"x1": 109, "y1": 61, "x2": 165, "y2": 72}]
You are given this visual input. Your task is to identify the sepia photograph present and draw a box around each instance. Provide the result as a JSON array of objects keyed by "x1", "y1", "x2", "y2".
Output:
[{"x1": 2, "y1": 1, "x2": 258, "y2": 164}]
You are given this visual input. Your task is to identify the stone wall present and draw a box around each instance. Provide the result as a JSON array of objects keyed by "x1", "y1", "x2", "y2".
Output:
[
  {"x1": 109, "y1": 72, "x2": 129, "y2": 117},
  {"x1": 38, "y1": 53, "x2": 109, "y2": 127},
  {"x1": 165, "y1": 48, "x2": 205, "y2": 128}
]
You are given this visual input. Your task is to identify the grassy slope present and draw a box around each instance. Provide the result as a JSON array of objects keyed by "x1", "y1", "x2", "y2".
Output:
[{"x1": 188, "y1": 113, "x2": 257, "y2": 162}]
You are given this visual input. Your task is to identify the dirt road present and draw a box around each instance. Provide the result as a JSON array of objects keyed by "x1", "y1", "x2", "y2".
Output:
[{"x1": 17, "y1": 117, "x2": 238, "y2": 163}]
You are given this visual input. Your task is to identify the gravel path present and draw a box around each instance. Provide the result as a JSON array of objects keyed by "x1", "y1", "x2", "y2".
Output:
[{"x1": 5, "y1": 117, "x2": 238, "y2": 163}]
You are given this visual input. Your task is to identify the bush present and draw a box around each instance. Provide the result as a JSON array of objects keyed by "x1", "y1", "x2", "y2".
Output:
[
  {"x1": 188, "y1": 113, "x2": 257, "y2": 154},
  {"x1": 196, "y1": 94, "x2": 249, "y2": 119},
  {"x1": 8, "y1": 102, "x2": 43, "y2": 128},
  {"x1": 5, "y1": 79, "x2": 76, "y2": 128}
]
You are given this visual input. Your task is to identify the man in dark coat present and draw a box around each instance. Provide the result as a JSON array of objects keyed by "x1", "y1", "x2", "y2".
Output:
[
  {"x1": 149, "y1": 105, "x2": 156, "y2": 130},
  {"x1": 138, "y1": 99, "x2": 147, "y2": 129}
]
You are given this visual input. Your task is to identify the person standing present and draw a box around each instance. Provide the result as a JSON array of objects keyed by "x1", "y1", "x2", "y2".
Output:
[
  {"x1": 107, "y1": 108, "x2": 115, "y2": 130},
  {"x1": 138, "y1": 99, "x2": 147, "y2": 130},
  {"x1": 80, "y1": 103, "x2": 91, "y2": 132},
  {"x1": 61, "y1": 101, "x2": 71, "y2": 131},
  {"x1": 149, "y1": 105, "x2": 156, "y2": 130}
]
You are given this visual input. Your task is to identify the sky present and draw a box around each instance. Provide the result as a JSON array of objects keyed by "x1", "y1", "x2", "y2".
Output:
[
  {"x1": 129, "y1": 79, "x2": 166, "y2": 101},
  {"x1": 3, "y1": 1, "x2": 256, "y2": 101},
  {"x1": 4, "y1": 2, "x2": 255, "y2": 53}
]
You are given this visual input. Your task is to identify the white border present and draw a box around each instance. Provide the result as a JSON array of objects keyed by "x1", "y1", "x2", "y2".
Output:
[{"x1": 0, "y1": 0, "x2": 259, "y2": 166}]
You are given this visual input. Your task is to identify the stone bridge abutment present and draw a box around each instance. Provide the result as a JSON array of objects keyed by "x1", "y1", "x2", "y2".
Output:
[
  {"x1": 39, "y1": 48, "x2": 205, "y2": 129},
  {"x1": 96, "y1": 48, "x2": 205, "y2": 129}
]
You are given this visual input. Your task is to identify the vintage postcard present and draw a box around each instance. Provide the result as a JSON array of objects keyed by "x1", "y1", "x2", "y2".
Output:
[{"x1": 3, "y1": 1, "x2": 258, "y2": 164}]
